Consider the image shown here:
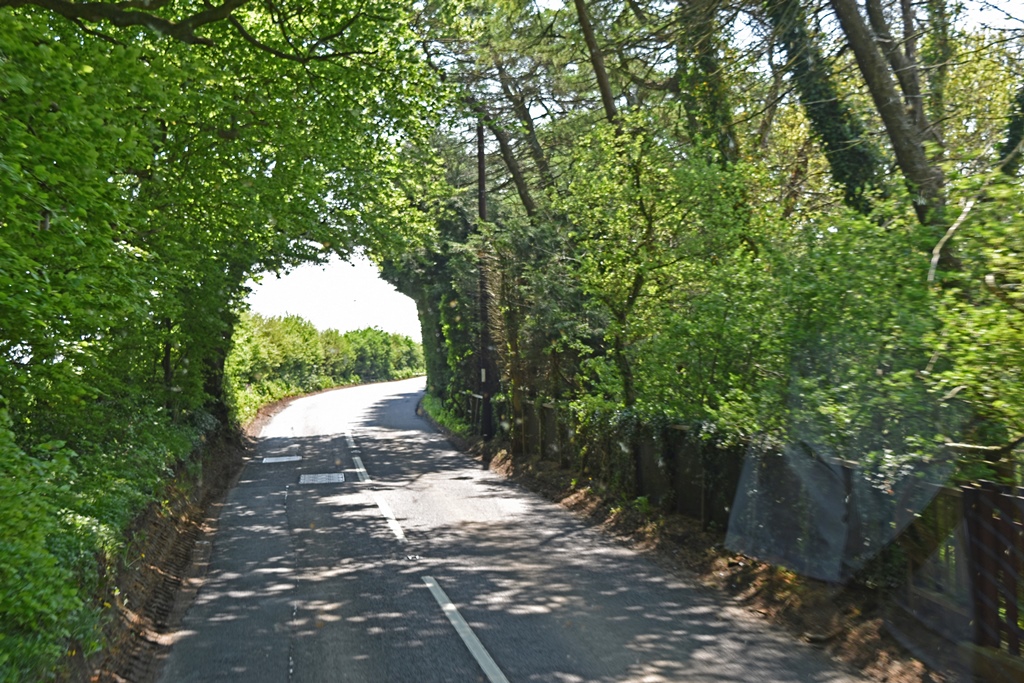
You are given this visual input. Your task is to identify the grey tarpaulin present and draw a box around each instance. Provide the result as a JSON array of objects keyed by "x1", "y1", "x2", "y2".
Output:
[{"x1": 726, "y1": 440, "x2": 956, "y2": 583}]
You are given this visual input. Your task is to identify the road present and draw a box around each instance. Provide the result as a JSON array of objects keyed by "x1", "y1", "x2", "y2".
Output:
[{"x1": 158, "y1": 377, "x2": 865, "y2": 682}]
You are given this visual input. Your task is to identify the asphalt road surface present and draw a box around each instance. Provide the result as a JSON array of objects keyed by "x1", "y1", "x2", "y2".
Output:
[{"x1": 158, "y1": 377, "x2": 866, "y2": 682}]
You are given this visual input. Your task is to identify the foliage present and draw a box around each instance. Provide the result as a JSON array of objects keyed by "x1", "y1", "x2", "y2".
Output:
[
  {"x1": 0, "y1": 0, "x2": 439, "y2": 676},
  {"x1": 420, "y1": 393, "x2": 472, "y2": 437},
  {"x1": 778, "y1": 195, "x2": 964, "y2": 470},
  {"x1": 3, "y1": 0, "x2": 1024, "y2": 672},
  {"x1": 387, "y1": 0, "x2": 1024, "y2": 507},
  {"x1": 930, "y1": 174, "x2": 1024, "y2": 446},
  {"x1": 0, "y1": 411, "x2": 81, "y2": 682},
  {"x1": 224, "y1": 312, "x2": 425, "y2": 425},
  {"x1": 380, "y1": 206, "x2": 481, "y2": 420}
]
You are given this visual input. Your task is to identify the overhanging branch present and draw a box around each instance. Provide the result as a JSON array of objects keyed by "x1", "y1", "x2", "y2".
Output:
[{"x1": 1, "y1": 0, "x2": 252, "y2": 44}]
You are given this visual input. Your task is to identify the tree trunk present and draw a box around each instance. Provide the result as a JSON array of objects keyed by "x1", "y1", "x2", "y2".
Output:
[
  {"x1": 573, "y1": 0, "x2": 618, "y2": 125},
  {"x1": 465, "y1": 96, "x2": 539, "y2": 217},
  {"x1": 494, "y1": 58, "x2": 555, "y2": 189},
  {"x1": 162, "y1": 318, "x2": 174, "y2": 410},
  {"x1": 767, "y1": 0, "x2": 881, "y2": 213},
  {"x1": 923, "y1": 0, "x2": 952, "y2": 152},
  {"x1": 829, "y1": 0, "x2": 945, "y2": 226},
  {"x1": 1000, "y1": 83, "x2": 1024, "y2": 174},
  {"x1": 677, "y1": 0, "x2": 738, "y2": 163}
]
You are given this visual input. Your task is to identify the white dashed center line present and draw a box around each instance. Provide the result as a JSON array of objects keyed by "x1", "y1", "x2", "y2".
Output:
[
  {"x1": 262, "y1": 455, "x2": 302, "y2": 464},
  {"x1": 348, "y1": 441, "x2": 403, "y2": 541},
  {"x1": 352, "y1": 456, "x2": 370, "y2": 483},
  {"x1": 371, "y1": 492, "x2": 406, "y2": 541}
]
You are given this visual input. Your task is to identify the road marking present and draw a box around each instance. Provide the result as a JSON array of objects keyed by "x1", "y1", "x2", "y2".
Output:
[
  {"x1": 352, "y1": 456, "x2": 370, "y2": 482},
  {"x1": 299, "y1": 473, "x2": 345, "y2": 484},
  {"x1": 262, "y1": 455, "x2": 302, "y2": 464},
  {"x1": 344, "y1": 432, "x2": 357, "y2": 449},
  {"x1": 422, "y1": 577, "x2": 510, "y2": 683},
  {"x1": 351, "y1": 455, "x2": 402, "y2": 540},
  {"x1": 371, "y1": 493, "x2": 406, "y2": 541}
]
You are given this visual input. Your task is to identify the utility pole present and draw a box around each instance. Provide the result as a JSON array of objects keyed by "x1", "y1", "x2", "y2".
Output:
[{"x1": 477, "y1": 122, "x2": 495, "y2": 440}]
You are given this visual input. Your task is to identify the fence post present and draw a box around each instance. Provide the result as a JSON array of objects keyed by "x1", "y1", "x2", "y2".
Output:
[
  {"x1": 965, "y1": 483, "x2": 1002, "y2": 649},
  {"x1": 996, "y1": 489, "x2": 1021, "y2": 656}
]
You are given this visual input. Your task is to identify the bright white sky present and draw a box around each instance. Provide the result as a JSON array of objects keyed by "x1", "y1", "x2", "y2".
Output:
[{"x1": 245, "y1": 254, "x2": 422, "y2": 342}]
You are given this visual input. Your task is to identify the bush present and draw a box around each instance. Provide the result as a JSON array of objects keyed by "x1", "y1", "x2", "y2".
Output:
[
  {"x1": 0, "y1": 412, "x2": 82, "y2": 682},
  {"x1": 420, "y1": 394, "x2": 471, "y2": 437}
]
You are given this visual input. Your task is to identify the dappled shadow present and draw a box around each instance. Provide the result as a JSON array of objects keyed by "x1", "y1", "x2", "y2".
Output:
[
  {"x1": 391, "y1": 519, "x2": 849, "y2": 682},
  {"x1": 162, "y1": 382, "x2": 857, "y2": 682}
]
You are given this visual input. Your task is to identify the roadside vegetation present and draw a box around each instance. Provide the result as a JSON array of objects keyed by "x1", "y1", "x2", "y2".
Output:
[
  {"x1": 419, "y1": 394, "x2": 472, "y2": 438},
  {"x1": 0, "y1": 4, "x2": 438, "y2": 679},
  {"x1": 1, "y1": 0, "x2": 1022, "y2": 679},
  {"x1": 381, "y1": 2, "x2": 1023, "y2": 676},
  {"x1": 225, "y1": 313, "x2": 425, "y2": 425},
  {"x1": 384, "y1": 0, "x2": 1024, "y2": 507}
]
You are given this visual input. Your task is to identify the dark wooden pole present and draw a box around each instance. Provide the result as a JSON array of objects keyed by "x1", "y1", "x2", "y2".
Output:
[{"x1": 478, "y1": 122, "x2": 494, "y2": 440}]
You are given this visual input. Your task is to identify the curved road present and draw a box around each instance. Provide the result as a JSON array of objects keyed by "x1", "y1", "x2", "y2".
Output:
[{"x1": 159, "y1": 378, "x2": 865, "y2": 682}]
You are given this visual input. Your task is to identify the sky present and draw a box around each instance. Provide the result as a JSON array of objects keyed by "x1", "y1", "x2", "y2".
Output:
[{"x1": 245, "y1": 254, "x2": 422, "y2": 342}]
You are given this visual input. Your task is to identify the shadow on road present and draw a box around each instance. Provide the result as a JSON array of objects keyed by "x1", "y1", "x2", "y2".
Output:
[{"x1": 161, "y1": 382, "x2": 855, "y2": 682}]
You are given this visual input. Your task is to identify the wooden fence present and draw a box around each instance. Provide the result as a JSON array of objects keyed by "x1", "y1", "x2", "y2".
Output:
[
  {"x1": 903, "y1": 486, "x2": 974, "y2": 644},
  {"x1": 897, "y1": 480, "x2": 1024, "y2": 667},
  {"x1": 458, "y1": 393, "x2": 1024, "y2": 667},
  {"x1": 499, "y1": 397, "x2": 743, "y2": 529},
  {"x1": 964, "y1": 481, "x2": 1024, "y2": 655}
]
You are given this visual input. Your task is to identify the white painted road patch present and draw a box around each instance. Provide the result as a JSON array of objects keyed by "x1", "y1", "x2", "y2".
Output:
[
  {"x1": 263, "y1": 455, "x2": 302, "y2": 464},
  {"x1": 423, "y1": 577, "x2": 510, "y2": 683},
  {"x1": 298, "y1": 473, "x2": 346, "y2": 484}
]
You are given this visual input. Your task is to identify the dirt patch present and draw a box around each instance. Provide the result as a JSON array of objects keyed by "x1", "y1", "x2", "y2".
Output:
[
  {"x1": 74, "y1": 397, "x2": 300, "y2": 683},
  {"x1": 481, "y1": 444, "x2": 955, "y2": 683}
]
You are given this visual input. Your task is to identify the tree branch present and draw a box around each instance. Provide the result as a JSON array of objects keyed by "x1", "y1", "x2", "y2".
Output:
[
  {"x1": 465, "y1": 96, "x2": 539, "y2": 218},
  {"x1": 1, "y1": 0, "x2": 252, "y2": 44},
  {"x1": 829, "y1": 0, "x2": 944, "y2": 225},
  {"x1": 927, "y1": 198, "x2": 974, "y2": 282},
  {"x1": 945, "y1": 433, "x2": 1024, "y2": 456},
  {"x1": 226, "y1": 14, "x2": 377, "y2": 62},
  {"x1": 572, "y1": 0, "x2": 618, "y2": 125}
]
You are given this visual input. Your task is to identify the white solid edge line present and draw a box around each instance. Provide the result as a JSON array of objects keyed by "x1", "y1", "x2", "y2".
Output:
[
  {"x1": 352, "y1": 456, "x2": 370, "y2": 482},
  {"x1": 422, "y1": 577, "x2": 510, "y2": 683},
  {"x1": 371, "y1": 492, "x2": 406, "y2": 541}
]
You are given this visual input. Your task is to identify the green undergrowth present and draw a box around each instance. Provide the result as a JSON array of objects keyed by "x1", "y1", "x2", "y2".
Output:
[
  {"x1": 0, "y1": 406, "x2": 211, "y2": 682},
  {"x1": 420, "y1": 394, "x2": 472, "y2": 437},
  {"x1": 0, "y1": 309, "x2": 425, "y2": 681}
]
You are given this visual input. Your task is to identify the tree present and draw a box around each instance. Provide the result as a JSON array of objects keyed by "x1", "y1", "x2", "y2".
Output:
[
  {"x1": 828, "y1": 0, "x2": 945, "y2": 225},
  {"x1": 765, "y1": 0, "x2": 881, "y2": 212},
  {"x1": 0, "y1": 1, "x2": 441, "y2": 675}
]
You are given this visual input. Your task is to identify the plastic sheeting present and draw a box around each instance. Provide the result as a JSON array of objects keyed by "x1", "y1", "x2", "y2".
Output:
[{"x1": 726, "y1": 441, "x2": 957, "y2": 583}]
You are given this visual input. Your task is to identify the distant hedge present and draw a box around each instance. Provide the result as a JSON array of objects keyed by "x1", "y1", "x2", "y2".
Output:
[{"x1": 224, "y1": 312, "x2": 424, "y2": 424}]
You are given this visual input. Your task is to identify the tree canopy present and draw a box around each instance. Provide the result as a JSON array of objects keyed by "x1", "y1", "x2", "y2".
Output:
[
  {"x1": 388, "y1": 0, "x2": 1023, "y2": 505},
  {"x1": 0, "y1": 2, "x2": 441, "y2": 677},
  {"x1": 2, "y1": 0, "x2": 1024, "y2": 677}
]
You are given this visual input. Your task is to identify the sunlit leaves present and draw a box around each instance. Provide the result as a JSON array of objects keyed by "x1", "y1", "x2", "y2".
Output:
[
  {"x1": 0, "y1": 1, "x2": 441, "y2": 676},
  {"x1": 930, "y1": 174, "x2": 1024, "y2": 438}
]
